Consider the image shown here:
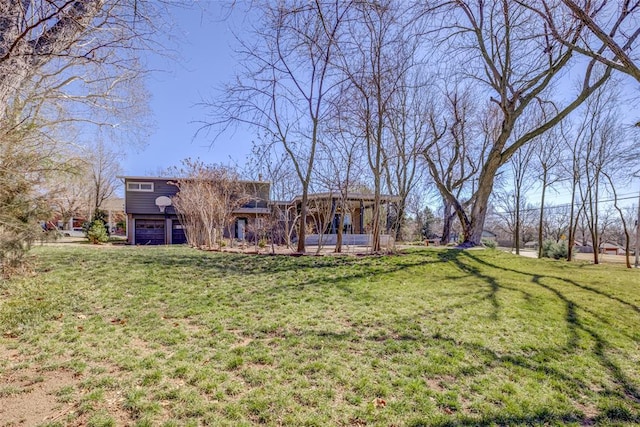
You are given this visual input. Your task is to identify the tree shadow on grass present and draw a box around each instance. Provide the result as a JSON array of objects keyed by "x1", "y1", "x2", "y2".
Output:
[
  {"x1": 67, "y1": 248, "x2": 372, "y2": 281},
  {"x1": 442, "y1": 250, "x2": 640, "y2": 412},
  {"x1": 436, "y1": 250, "x2": 503, "y2": 320},
  {"x1": 31, "y1": 247, "x2": 640, "y2": 425},
  {"x1": 419, "y1": 407, "x2": 640, "y2": 426},
  {"x1": 113, "y1": 248, "x2": 443, "y2": 283},
  {"x1": 254, "y1": 251, "x2": 444, "y2": 297}
]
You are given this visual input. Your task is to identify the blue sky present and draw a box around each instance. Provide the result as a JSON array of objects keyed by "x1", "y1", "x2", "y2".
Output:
[
  {"x1": 119, "y1": 3, "x2": 639, "y2": 209},
  {"x1": 121, "y1": 3, "x2": 255, "y2": 176}
]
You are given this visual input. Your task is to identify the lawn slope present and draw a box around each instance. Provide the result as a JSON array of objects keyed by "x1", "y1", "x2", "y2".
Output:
[{"x1": 1, "y1": 246, "x2": 639, "y2": 426}]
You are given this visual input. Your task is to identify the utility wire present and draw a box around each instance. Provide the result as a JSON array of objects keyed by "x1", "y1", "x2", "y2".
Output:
[{"x1": 492, "y1": 194, "x2": 639, "y2": 215}]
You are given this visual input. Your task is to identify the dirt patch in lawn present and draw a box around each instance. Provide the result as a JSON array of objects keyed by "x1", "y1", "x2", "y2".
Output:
[
  {"x1": 0, "y1": 362, "x2": 78, "y2": 426},
  {"x1": 0, "y1": 344, "x2": 134, "y2": 426}
]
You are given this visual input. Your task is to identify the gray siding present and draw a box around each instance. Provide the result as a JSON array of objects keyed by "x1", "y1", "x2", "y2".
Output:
[
  {"x1": 125, "y1": 179, "x2": 178, "y2": 215},
  {"x1": 124, "y1": 178, "x2": 271, "y2": 214},
  {"x1": 240, "y1": 182, "x2": 270, "y2": 209}
]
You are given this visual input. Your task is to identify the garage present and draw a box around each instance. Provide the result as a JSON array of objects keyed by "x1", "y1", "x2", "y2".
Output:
[
  {"x1": 171, "y1": 221, "x2": 187, "y2": 244},
  {"x1": 135, "y1": 219, "x2": 165, "y2": 245}
]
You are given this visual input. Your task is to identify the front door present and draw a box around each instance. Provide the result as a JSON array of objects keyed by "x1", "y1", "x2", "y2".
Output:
[
  {"x1": 237, "y1": 218, "x2": 246, "y2": 240},
  {"x1": 171, "y1": 221, "x2": 187, "y2": 244}
]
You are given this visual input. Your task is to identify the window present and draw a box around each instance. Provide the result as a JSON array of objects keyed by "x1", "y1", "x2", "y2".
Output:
[{"x1": 127, "y1": 182, "x2": 154, "y2": 192}]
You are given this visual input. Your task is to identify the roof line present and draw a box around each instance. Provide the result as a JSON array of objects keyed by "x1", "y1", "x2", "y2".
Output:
[{"x1": 117, "y1": 175, "x2": 270, "y2": 184}]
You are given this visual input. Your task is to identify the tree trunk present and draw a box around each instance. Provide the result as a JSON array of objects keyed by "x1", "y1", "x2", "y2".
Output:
[
  {"x1": 604, "y1": 172, "x2": 632, "y2": 268},
  {"x1": 622, "y1": 223, "x2": 631, "y2": 269},
  {"x1": 371, "y1": 114, "x2": 383, "y2": 253},
  {"x1": 372, "y1": 191, "x2": 381, "y2": 252},
  {"x1": 514, "y1": 192, "x2": 521, "y2": 255},
  {"x1": 296, "y1": 188, "x2": 308, "y2": 253},
  {"x1": 590, "y1": 183, "x2": 600, "y2": 264},
  {"x1": 335, "y1": 209, "x2": 344, "y2": 253},
  {"x1": 591, "y1": 232, "x2": 599, "y2": 264},
  {"x1": 538, "y1": 168, "x2": 548, "y2": 258},
  {"x1": 441, "y1": 199, "x2": 453, "y2": 244},
  {"x1": 463, "y1": 157, "x2": 500, "y2": 246},
  {"x1": 393, "y1": 202, "x2": 405, "y2": 241},
  {"x1": 567, "y1": 174, "x2": 577, "y2": 261}
]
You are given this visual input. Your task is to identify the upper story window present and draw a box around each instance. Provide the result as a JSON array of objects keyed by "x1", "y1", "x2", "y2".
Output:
[{"x1": 127, "y1": 182, "x2": 154, "y2": 192}]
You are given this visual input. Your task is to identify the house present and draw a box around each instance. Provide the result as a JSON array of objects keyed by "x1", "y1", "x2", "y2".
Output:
[
  {"x1": 599, "y1": 242, "x2": 626, "y2": 255},
  {"x1": 481, "y1": 230, "x2": 497, "y2": 241},
  {"x1": 284, "y1": 192, "x2": 400, "y2": 246},
  {"x1": 121, "y1": 175, "x2": 402, "y2": 247},
  {"x1": 101, "y1": 197, "x2": 126, "y2": 234},
  {"x1": 120, "y1": 176, "x2": 270, "y2": 245},
  {"x1": 448, "y1": 230, "x2": 498, "y2": 245},
  {"x1": 577, "y1": 241, "x2": 627, "y2": 255}
]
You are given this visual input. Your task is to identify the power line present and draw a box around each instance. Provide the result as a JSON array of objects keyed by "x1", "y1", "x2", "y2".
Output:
[{"x1": 492, "y1": 194, "x2": 639, "y2": 215}]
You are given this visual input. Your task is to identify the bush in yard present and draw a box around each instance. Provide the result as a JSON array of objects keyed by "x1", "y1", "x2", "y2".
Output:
[
  {"x1": 87, "y1": 220, "x2": 109, "y2": 244},
  {"x1": 83, "y1": 210, "x2": 110, "y2": 237},
  {"x1": 481, "y1": 238, "x2": 496, "y2": 249},
  {"x1": 541, "y1": 239, "x2": 568, "y2": 259}
]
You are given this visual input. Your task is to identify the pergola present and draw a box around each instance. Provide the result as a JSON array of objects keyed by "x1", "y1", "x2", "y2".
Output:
[{"x1": 289, "y1": 192, "x2": 400, "y2": 235}]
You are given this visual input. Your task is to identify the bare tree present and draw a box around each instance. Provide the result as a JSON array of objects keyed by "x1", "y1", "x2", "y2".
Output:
[
  {"x1": 312, "y1": 93, "x2": 369, "y2": 252},
  {"x1": 505, "y1": 142, "x2": 536, "y2": 254},
  {"x1": 562, "y1": 119, "x2": 586, "y2": 261},
  {"x1": 171, "y1": 160, "x2": 250, "y2": 249},
  {"x1": 424, "y1": 0, "x2": 612, "y2": 246},
  {"x1": 493, "y1": 193, "x2": 538, "y2": 251},
  {"x1": 248, "y1": 142, "x2": 300, "y2": 203},
  {"x1": 46, "y1": 161, "x2": 90, "y2": 229},
  {"x1": 338, "y1": 0, "x2": 415, "y2": 252},
  {"x1": 306, "y1": 195, "x2": 335, "y2": 253},
  {"x1": 246, "y1": 141, "x2": 300, "y2": 248},
  {"x1": 84, "y1": 139, "x2": 123, "y2": 217},
  {"x1": 383, "y1": 68, "x2": 429, "y2": 241},
  {"x1": 576, "y1": 87, "x2": 619, "y2": 263},
  {"x1": 0, "y1": 0, "x2": 168, "y2": 274},
  {"x1": 0, "y1": 1, "x2": 158, "y2": 139},
  {"x1": 543, "y1": 205, "x2": 571, "y2": 243},
  {"x1": 535, "y1": 126, "x2": 563, "y2": 257},
  {"x1": 526, "y1": 0, "x2": 640, "y2": 83},
  {"x1": 603, "y1": 171, "x2": 633, "y2": 267},
  {"x1": 424, "y1": 86, "x2": 488, "y2": 244},
  {"x1": 203, "y1": 1, "x2": 353, "y2": 253},
  {"x1": 41, "y1": 137, "x2": 122, "y2": 231}
]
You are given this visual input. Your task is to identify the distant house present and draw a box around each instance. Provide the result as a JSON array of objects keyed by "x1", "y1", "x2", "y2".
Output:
[
  {"x1": 481, "y1": 230, "x2": 497, "y2": 241},
  {"x1": 599, "y1": 242, "x2": 626, "y2": 255},
  {"x1": 447, "y1": 230, "x2": 497, "y2": 245},
  {"x1": 47, "y1": 196, "x2": 124, "y2": 235},
  {"x1": 577, "y1": 241, "x2": 627, "y2": 255},
  {"x1": 120, "y1": 176, "x2": 270, "y2": 245}
]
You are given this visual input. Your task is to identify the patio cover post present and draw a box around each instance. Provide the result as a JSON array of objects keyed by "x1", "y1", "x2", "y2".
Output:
[
  {"x1": 360, "y1": 200, "x2": 364, "y2": 234},
  {"x1": 330, "y1": 197, "x2": 336, "y2": 234}
]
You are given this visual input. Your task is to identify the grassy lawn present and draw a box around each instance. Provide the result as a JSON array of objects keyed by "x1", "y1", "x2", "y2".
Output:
[{"x1": 1, "y1": 246, "x2": 639, "y2": 426}]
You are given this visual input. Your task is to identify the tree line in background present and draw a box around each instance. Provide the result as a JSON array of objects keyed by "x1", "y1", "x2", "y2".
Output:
[
  {"x1": 486, "y1": 77, "x2": 640, "y2": 267},
  {"x1": 2, "y1": 1, "x2": 640, "y2": 276},
  {"x1": 0, "y1": 0, "x2": 166, "y2": 276},
  {"x1": 205, "y1": 0, "x2": 640, "y2": 258}
]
